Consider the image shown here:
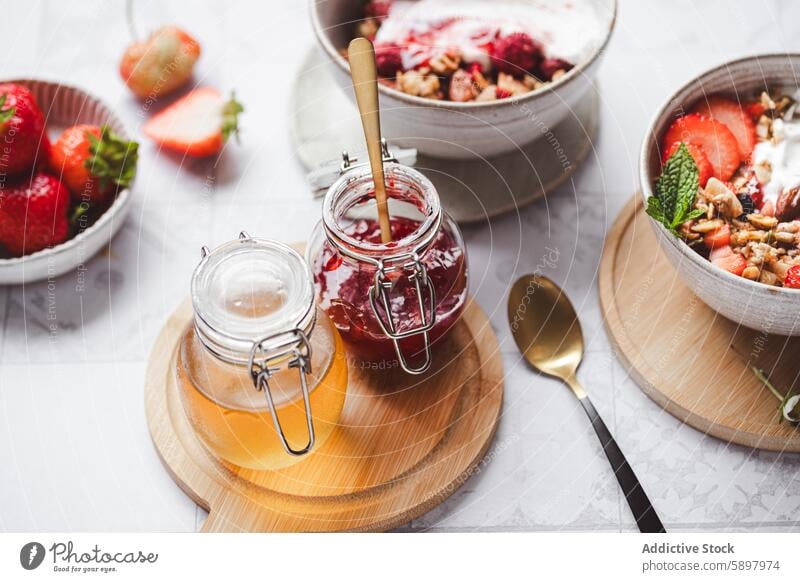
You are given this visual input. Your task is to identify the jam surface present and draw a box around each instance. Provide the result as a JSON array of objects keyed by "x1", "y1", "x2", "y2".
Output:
[{"x1": 313, "y1": 216, "x2": 468, "y2": 363}]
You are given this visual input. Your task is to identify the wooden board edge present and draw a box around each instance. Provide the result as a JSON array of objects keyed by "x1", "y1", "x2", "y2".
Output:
[{"x1": 599, "y1": 196, "x2": 800, "y2": 453}]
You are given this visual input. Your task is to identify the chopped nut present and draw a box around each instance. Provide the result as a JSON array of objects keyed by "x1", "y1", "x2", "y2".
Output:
[
  {"x1": 551, "y1": 69, "x2": 566, "y2": 81},
  {"x1": 705, "y1": 177, "x2": 743, "y2": 218},
  {"x1": 396, "y1": 70, "x2": 441, "y2": 98},
  {"x1": 523, "y1": 74, "x2": 544, "y2": 90},
  {"x1": 476, "y1": 85, "x2": 498, "y2": 102},
  {"x1": 429, "y1": 51, "x2": 461, "y2": 76},
  {"x1": 472, "y1": 70, "x2": 490, "y2": 91},
  {"x1": 742, "y1": 266, "x2": 760, "y2": 280},
  {"x1": 776, "y1": 187, "x2": 800, "y2": 221},
  {"x1": 497, "y1": 72, "x2": 531, "y2": 97},
  {"x1": 775, "y1": 230, "x2": 797, "y2": 244},
  {"x1": 691, "y1": 218, "x2": 723, "y2": 233},
  {"x1": 357, "y1": 19, "x2": 379, "y2": 40},
  {"x1": 747, "y1": 213, "x2": 779, "y2": 229},
  {"x1": 753, "y1": 161, "x2": 772, "y2": 185},
  {"x1": 448, "y1": 69, "x2": 477, "y2": 102},
  {"x1": 760, "y1": 270, "x2": 778, "y2": 286}
]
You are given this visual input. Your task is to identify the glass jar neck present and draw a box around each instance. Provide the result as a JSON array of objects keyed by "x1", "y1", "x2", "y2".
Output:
[
  {"x1": 191, "y1": 234, "x2": 316, "y2": 366},
  {"x1": 321, "y1": 163, "x2": 443, "y2": 265}
]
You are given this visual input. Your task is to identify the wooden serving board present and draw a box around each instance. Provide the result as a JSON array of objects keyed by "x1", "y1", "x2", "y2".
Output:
[
  {"x1": 599, "y1": 196, "x2": 800, "y2": 452},
  {"x1": 145, "y1": 298, "x2": 504, "y2": 531}
]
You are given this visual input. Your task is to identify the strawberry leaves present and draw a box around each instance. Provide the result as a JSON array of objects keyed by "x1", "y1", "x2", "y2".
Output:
[
  {"x1": 0, "y1": 94, "x2": 15, "y2": 125},
  {"x1": 221, "y1": 92, "x2": 244, "y2": 143},
  {"x1": 85, "y1": 125, "x2": 139, "y2": 191},
  {"x1": 647, "y1": 143, "x2": 705, "y2": 236}
]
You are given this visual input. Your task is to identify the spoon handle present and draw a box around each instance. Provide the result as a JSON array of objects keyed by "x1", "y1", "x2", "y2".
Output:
[{"x1": 580, "y1": 396, "x2": 666, "y2": 533}]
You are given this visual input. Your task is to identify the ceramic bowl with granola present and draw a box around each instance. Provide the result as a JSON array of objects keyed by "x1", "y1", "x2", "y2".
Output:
[
  {"x1": 311, "y1": 0, "x2": 616, "y2": 159},
  {"x1": 641, "y1": 54, "x2": 800, "y2": 336}
]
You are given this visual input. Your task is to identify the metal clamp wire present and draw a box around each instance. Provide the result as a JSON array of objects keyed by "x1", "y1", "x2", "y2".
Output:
[{"x1": 248, "y1": 330, "x2": 316, "y2": 456}]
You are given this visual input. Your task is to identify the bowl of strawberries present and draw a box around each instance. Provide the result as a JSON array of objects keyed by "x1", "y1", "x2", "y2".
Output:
[
  {"x1": 0, "y1": 79, "x2": 137, "y2": 284},
  {"x1": 640, "y1": 54, "x2": 800, "y2": 336}
]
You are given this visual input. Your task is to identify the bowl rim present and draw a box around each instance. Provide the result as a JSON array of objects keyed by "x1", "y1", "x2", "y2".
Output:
[
  {"x1": 639, "y1": 53, "x2": 800, "y2": 296},
  {"x1": 0, "y1": 78, "x2": 133, "y2": 270},
  {"x1": 309, "y1": 0, "x2": 618, "y2": 111}
]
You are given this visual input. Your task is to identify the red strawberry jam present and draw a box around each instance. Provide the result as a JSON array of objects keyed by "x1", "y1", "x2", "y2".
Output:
[{"x1": 313, "y1": 216, "x2": 468, "y2": 364}]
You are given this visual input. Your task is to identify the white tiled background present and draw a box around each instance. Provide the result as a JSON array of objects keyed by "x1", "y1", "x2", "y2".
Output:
[{"x1": 0, "y1": 0, "x2": 798, "y2": 532}]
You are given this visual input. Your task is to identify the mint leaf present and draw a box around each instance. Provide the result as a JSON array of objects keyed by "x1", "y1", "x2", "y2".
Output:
[{"x1": 649, "y1": 143, "x2": 701, "y2": 236}]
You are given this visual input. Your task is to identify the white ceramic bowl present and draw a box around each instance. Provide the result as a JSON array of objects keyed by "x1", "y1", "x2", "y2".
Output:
[
  {"x1": 310, "y1": 0, "x2": 616, "y2": 160},
  {"x1": 640, "y1": 54, "x2": 800, "y2": 336},
  {"x1": 0, "y1": 79, "x2": 134, "y2": 285}
]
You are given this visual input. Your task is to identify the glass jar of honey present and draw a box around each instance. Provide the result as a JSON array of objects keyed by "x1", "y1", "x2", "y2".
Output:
[
  {"x1": 307, "y1": 163, "x2": 468, "y2": 375},
  {"x1": 177, "y1": 233, "x2": 348, "y2": 471}
]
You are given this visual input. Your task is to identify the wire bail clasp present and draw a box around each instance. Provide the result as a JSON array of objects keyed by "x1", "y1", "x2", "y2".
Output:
[
  {"x1": 368, "y1": 253, "x2": 437, "y2": 375},
  {"x1": 248, "y1": 329, "x2": 315, "y2": 457}
]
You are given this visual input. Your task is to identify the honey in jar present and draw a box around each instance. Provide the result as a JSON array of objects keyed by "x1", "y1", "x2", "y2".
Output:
[{"x1": 176, "y1": 234, "x2": 348, "y2": 471}]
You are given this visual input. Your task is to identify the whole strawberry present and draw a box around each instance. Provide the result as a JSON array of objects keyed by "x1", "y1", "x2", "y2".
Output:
[
  {"x1": 0, "y1": 83, "x2": 50, "y2": 177},
  {"x1": 491, "y1": 32, "x2": 542, "y2": 75},
  {"x1": 0, "y1": 173, "x2": 69, "y2": 257},
  {"x1": 50, "y1": 124, "x2": 138, "y2": 205},
  {"x1": 119, "y1": 26, "x2": 201, "y2": 99}
]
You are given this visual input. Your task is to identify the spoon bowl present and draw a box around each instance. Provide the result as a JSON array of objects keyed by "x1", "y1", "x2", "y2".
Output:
[{"x1": 508, "y1": 275, "x2": 585, "y2": 393}]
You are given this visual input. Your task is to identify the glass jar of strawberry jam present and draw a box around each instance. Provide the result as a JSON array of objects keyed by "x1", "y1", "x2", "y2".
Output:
[
  {"x1": 176, "y1": 233, "x2": 348, "y2": 471},
  {"x1": 307, "y1": 163, "x2": 468, "y2": 375}
]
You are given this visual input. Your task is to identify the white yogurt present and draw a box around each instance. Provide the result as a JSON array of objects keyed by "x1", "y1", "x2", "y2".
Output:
[
  {"x1": 374, "y1": 0, "x2": 610, "y2": 72},
  {"x1": 752, "y1": 94, "x2": 800, "y2": 205}
]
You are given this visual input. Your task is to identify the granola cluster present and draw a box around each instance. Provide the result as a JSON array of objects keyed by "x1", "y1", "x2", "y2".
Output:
[{"x1": 349, "y1": 0, "x2": 574, "y2": 103}]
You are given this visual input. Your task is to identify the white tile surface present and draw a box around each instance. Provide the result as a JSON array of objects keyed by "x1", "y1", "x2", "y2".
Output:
[{"x1": 0, "y1": 0, "x2": 798, "y2": 532}]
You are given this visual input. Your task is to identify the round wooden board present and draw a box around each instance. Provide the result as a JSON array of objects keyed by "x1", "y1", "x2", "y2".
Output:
[
  {"x1": 599, "y1": 196, "x2": 800, "y2": 452},
  {"x1": 145, "y1": 298, "x2": 504, "y2": 531}
]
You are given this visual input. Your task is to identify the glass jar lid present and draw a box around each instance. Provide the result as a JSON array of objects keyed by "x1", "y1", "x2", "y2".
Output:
[{"x1": 191, "y1": 233, "x2": 316, "y2": 365}]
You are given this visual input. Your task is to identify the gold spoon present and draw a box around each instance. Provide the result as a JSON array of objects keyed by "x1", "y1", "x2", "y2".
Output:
[
  {"x1": 508, "y1": 274, "x2": 665, "y2": 533},
  {"x1": 347, "y1": 37, "x2": 392, "y2": 243}
]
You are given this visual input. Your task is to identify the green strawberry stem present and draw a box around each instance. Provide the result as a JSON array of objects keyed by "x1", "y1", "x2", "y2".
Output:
[
  {"x1": 0, "y1": 94, "x2": 16, "y2": 124},
  {"x1": 222, "y1": 92, "x2": 244, "y2": 143},
  {"x1": 84, "y1": 125, "x2": 139, "y2": 192}
]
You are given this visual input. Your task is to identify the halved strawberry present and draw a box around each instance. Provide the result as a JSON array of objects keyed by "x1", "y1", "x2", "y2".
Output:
[
  {"x1": 662, "y1": 141, "x2": 714, "y2": 187},
  {"x1": 712, "y1": 252, "x2": 747, "y2": 276},
  {"x1": 704, "y1": 223, "x2": 731, "y2": 249},
  {"x1": 663, "y1": 114, "x2": 741, "y2": 182},
  {"x1": 143, "y1": 88, "x2": 243, "y2": 157},
  {"x1": 692, "y1": 96, "x2": 756, "y2": 159}
]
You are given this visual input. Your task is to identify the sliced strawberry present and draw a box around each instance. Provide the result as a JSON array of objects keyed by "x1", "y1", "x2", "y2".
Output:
[
  {"x1": 143, "y1": 88, "x2": 243, "y2": 157},
  {"x1": 663, "y1": 114, "x2": 741, "y2": 182},
  {"x1": 785, "y1": 265, "x2": 800, "y2": 289},
  {"x1": 745, "y1": 101, "x2": 766, "y2": 121},
  {"x1": 662, "y1": 141, "x2": 714, "y2": 187},
  {"x1": 712, "y1": 252, "x2": 747, "y2": 277},
  {"x1": 709, "y1": 245, "x2": 733, "y2": 261},
  {"x1": 692, "y1": 96, "x2": 757, "y2": 159},
  {"x1": 704, "y1": 223, "x2": 731, "y2": 249}
]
